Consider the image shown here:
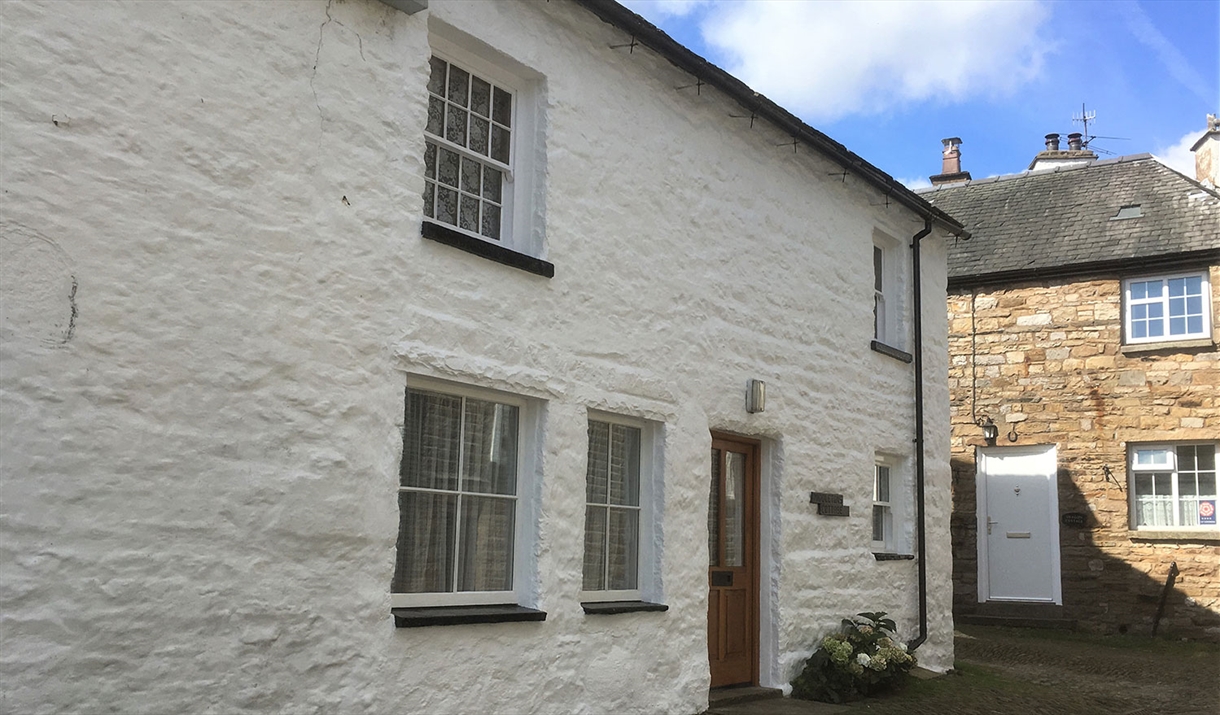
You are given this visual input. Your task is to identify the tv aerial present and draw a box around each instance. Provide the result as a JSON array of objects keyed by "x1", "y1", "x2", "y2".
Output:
[{"x1": 1072, "y1": 103, "x2": 1128, "y2": 156}]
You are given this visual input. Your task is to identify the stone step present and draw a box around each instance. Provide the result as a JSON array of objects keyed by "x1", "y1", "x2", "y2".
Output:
[
  {"x1": 972, "y1": 601, "x2": 1065, "y2": 618},
  {"x1": 956, "y1": 614, "x2": 1077, "y2": 630},
  {"x1": 709, "y1": 686, "x2": 784, "y2": 707}
]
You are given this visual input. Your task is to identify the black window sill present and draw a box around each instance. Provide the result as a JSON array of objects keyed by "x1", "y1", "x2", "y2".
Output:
[
  {"x1": 873, "y1": 552, "x2": 915, "y2": 561},
  {"x1": 581, "y1": 600, "x2": 669, "y2": 615},
  {"x1": 421, "y1": 221, "x2": 554, "y2": 278},
  {"x1": 392, "y1": 604, "x2": 547, "y2": 628},
  {"x1": 870, "y1": 340, "x2": 913, "y2": 364}
]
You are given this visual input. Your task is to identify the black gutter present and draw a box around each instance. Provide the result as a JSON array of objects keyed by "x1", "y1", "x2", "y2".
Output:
[
  {"x1": 908, "y1": 218, "x2": 933, "y2": 652},
  {"x1": 570, "y1": 0, "x2": 968, "y2": 238},
  {"x1": 947, "y1": 248, "x2": 1220, "y2": 291}
]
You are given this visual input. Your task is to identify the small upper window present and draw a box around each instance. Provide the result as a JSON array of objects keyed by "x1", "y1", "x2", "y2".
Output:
[
  {"x1": 873, "y1": 245, "x2": 886, "y2": 343},
  {"x1": 423, "y1": 55, "x2": 513, "y2": 243},
  {"x1": 872, "y1": 461, "x2": 894, "y2": 551},
  {"x1": 1123, "y1": 272, "x2": 1212, "y2": 344},
  {"x1": 1130, "y1": 444, "x2": 1217, "y2": 529}
]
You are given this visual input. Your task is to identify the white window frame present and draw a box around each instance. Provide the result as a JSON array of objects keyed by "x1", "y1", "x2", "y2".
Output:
[
  {"x1": 580, "y1": 410, "x2": 660, "y2": 604},
  {"x1": 872, "y1": 232, "x2": 904, "y2": 349},
  {"x1": 872, "y1": 458, "x2": 895, "y2": 552},
  {"x1": 423, "y1": 34, "x2": 542, "y2": 258},
  {"x1": 392, "y1": 376, "x2": 541, "y2": 608},
  {"x1": 1128, "y1": 443, "x2": 1218, "y2": 531},
  {"x1": 1122, "y1": 271, "x2": 1212, "y2": 345}
]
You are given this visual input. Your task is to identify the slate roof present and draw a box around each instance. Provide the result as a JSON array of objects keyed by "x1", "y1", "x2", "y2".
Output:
[{"x1": 917, "y1": 154, "x2": 1220, "y2": 287}]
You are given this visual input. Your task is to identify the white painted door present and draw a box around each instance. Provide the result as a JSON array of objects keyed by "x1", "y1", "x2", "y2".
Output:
[{"x1": 977, "y1": 446, "x2": 1061, "y2": 603}]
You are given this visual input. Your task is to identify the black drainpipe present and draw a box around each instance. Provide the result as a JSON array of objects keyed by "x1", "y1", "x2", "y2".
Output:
[{"x1": 908, "y1": 218, "x2": 933, "y2": 652}]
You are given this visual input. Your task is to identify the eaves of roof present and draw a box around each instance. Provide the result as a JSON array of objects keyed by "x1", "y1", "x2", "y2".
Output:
[
  {"x1": 569, "y1": 0, "x2": 968, "y2": 238},
  {"x1": 946, "y1": 247, "x2": 1220, "y2": 291}
]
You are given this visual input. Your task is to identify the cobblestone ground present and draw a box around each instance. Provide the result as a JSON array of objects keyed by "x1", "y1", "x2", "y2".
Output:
[{"x1": 848, "y1": 626, "x2": 1220, "y2": 715}]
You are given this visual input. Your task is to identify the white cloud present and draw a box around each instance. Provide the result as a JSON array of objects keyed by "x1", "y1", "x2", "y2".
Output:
[
  {"x1": 899, "y1": 176, "x2": 933, "y2": 191},
  {"x1": 619, "y1": 0, "x2": 711, "y2": 19},
  {"x1": 1118, "y1": 0, "x2": 1213, "y2": 104},
  {"x1": 1153, "y1": 129, "x2": 1199, "y2": 178},
  {"x1": 699, "y1": 0, "x2": 1050, "y2": 123}
]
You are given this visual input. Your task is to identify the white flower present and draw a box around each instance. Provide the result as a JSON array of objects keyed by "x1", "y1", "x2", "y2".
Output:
[{"x1": 856, "y1": 652, "x2": 872, "y2": 666}]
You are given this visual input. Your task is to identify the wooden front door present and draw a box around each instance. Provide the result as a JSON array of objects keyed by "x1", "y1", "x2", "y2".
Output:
[{"x1": 708, "y1": 434, "x2": 759, "y2": 688}]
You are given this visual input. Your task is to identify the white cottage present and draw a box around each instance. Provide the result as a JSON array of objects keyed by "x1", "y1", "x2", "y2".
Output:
[{"x1": 0, "y1": 1, "x2": 966, "y2": 712}]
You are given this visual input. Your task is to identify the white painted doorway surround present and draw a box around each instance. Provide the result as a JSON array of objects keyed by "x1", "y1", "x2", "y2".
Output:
[{"x1": 976, "y1": 445, "x2": 1062, "y2": 604}]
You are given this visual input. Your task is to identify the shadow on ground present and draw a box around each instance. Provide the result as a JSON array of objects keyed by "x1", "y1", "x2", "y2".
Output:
[{"x1": 706, "y1": 625, "x2": 1220, "y2": 715}]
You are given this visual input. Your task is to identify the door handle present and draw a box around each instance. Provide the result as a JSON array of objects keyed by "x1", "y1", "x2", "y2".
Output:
[{"x1": 987, "y1": 517, "x2": 998, "y2": 535}]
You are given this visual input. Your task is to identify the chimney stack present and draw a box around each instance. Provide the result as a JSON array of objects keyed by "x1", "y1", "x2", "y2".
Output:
[
  {"x1": 929, "y1": 137, "x2": 971, "y2": 186},
  {"x1": 1045, "y1": 133, "x2": 1061, "y2": 151},
  {"x1": 1190, "y1": 114, "x2": 1220, "y2": 188},
  {"x1": 1067, "y1": 132, "x2": 1084, "y2": 151},
  {"x1": 1029, "y1": 130, "x2": 1096, "y2": 171}
]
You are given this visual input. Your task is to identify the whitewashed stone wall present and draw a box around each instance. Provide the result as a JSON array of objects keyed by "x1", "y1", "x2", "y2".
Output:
[{"x1": 0, "y1": 1, "x2": 955, "y2": 713}]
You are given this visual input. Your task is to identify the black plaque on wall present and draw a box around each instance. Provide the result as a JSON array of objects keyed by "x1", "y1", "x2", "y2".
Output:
[{"x1": 1061, "y1": 512, "x2": 1088, "y2": 528}]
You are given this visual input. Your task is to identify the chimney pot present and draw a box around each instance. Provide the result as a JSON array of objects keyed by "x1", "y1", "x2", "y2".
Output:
[
  {"x1": 940, "y1": 137, "x2": 963, "y2": 175},
  {"x1": 1044, "y1": 133, "x2": 1061, "y2": 151},
  {"x1": 1068, "y1": 132, "x2": 1084, "y2": 151}
]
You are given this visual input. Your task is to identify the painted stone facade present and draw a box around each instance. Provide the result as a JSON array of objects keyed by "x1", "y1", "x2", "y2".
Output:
[
  {"x1": 948, "y1": 268, "x2": 1220, "y2": 638},
  {"x1": 1, "y1": 1, "x2": 959, "y2": 713}
]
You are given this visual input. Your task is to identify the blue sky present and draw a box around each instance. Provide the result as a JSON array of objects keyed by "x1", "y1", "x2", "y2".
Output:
[{"x1": 619, "y1": 0, "x2": 1220, "y2": 187}]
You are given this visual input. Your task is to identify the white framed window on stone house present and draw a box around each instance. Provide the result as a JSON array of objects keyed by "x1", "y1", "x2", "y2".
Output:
[
  {"x1": 872, "y1": 459, "x2": 895, "y2": 552},
  {"x1": 420, "y1": 34, "x2": 549, "y2": 277},
  {"x1": 581, "y1": 413, "x2": 663, "y2": 608},
  {"x1": 1129, "y1": 444, "x2": 1218, "y2": 530},
  {"x1": 871, "y1": 232, "x2": 906, "y2": 356},
  {"x1": 392, "y1": 378, "x2": 540, "y2": 609},
  {"x1": 1122, "y1": 271, "x2": 1212, "y2": 344}
]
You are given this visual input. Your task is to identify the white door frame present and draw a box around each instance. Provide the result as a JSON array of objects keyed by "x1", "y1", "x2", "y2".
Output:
[{"x1": 975, "y1": 445, "x2": 1063, "y2": 605}]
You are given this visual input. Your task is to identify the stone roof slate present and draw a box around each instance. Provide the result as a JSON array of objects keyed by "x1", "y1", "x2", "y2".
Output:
[{"x1": 917, "y1": 154, "x2": 1220, "y2": 285}]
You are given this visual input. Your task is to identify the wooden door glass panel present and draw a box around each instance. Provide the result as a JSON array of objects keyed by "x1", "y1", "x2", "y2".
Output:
[
  {"x1": 709, "y1": 448, "x2": 721, "y2": 567},
  {"x1": 724, "y1": 451, "x2": 745, "y2": 567}
]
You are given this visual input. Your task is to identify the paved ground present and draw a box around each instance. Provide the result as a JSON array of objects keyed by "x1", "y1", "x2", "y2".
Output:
[{"x1": 707, "y1": 625, "x2": 1220, "y2": 715}]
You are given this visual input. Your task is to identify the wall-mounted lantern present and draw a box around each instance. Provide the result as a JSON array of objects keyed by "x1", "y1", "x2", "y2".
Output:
[
  {"x1": 746, "y1": 379, "x2": 766, "y2": 414},
  {"x1": 976, "y1": 416, "x2": 998, "y2": 446}
]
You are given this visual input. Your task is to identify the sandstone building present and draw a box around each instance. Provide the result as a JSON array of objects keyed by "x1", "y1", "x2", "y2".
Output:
[{"x1": 921, "y1": 129, "x2": 1220, "y2": 639}]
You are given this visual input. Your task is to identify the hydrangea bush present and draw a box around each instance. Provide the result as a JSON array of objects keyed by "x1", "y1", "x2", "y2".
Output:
[{"x1": 790, "y1": 611, "x2": 917, "y2": 703}]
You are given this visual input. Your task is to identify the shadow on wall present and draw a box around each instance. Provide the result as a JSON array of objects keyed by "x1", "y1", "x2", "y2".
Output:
[{"x1": 950, "y1": 455, "x2": 1220, "y2": 641}]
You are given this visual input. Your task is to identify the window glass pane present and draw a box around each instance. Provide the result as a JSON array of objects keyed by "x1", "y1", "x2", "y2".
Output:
[
  {"x1": 582, "y1": 506, "x2": 607, "y2": 591},
  {"x1": 426, "y1": 96, "x2": 444, "y2": 136},
  {"x1": 393, "y1": 490, "x2": 456, "y2": 593},
  {"x1": 427, "y1": 56, "x2": 447, "y2": 96},
  {"x1": 1135, "y1": 449, "x2": 1171, "y2": 468},
  {"x1": 587, "y1": 421, "x2": 610, "y2": 504},
  {"x1": 872, "y1": 505, "x2": 886, "y2": 542},
  {"x1": 447, "y1": 64, "x2": 469, "y2": 107},
  {"x1": 1131, "y1": 319, "x2": 1147, "y2": 340},
  {"x1": 1180, "y1": 474, "x2": 1198, "y2": 496},
  {"x1": 435, "y1": 186, "x2": 457, "y2": 225},
  {"x1": 607, "y1": 508, "x2": 639, "y2": 590},
  {"x1": 1136, "y1": 494, "x2": 1171, "y2": 527},
  {"x1": 1198, "y1": 473, "x2": 1216, "y2": 497},
  {"x1": 1129, "y1": 281, "x2": 1147, "y2": 300},
  {"x1": 469, "y1": 116, "x2": 490, "y2": 156},
  {"x1": 609, "y1": 424, "x2": 641, "y2": 506},
  {"x1": 445, "y1": 105, "x2": 468, "y2": 146},
  {"x1": 1134, "y1": 473, "x2": 1154, "y2": 496},
  {"x1": 1169, "y1": 316, "x2": 1186, "y2": 335},
  {"x1": 456, "y1": 495, "x2": 514, "y2": 591},
  {"x1": 1177, "y1": 445, "x2": 1198, "y2": 472},
  {"x1": 1154, "y1": 473, "x2": 1172, "y2": 495},
  {"x1": 470, "y1": 76, "x2": 491, "y2": 118},
  {"x1": 423, "y1": 141, "x2": 437, "y2": 179},
  {"x1": 709, "y1": 449, "x2": 720, "y2": 567},
  {"x1": 724, "y1": 451, "x2": 745, "y2": 567},
  {"x1": 423, "y1": 179, "x2": 435, "y2": 219},
  {"x1": 436, "y1": 147, "x2": 459, "y2": 188},
  {"x1": 459, "y1": 194, "x2": 479, "y2": 233},
  {"x1": 482, "y1": 167, "x2": 502, "y2": 202},
  {"x1": 491, "y1": 125, "x2": 510, "y2": 164},
  {"x1": 481, "y1": 204, "x2": 501, "y2": 241},
  {"x1": 461, "y1": 399, "x2": 518, "y2": 495},
  {"x1": 875, "y1": 465, "x2": 890, "y2": 502},
  {"x1": 874, "y1": 246, "x2": 883, "y2": 292},
  {"x1": 1147, "y1": 302, "x2": 1164, "y2": 320},
  {"x1": 492, "y1": 87, "x2": 512, "y2": 126},
  {"x1": 402, "y1": 390, "x2": 461, "y2": 490},
  {"x1": 460, "y1": 157, "x2": 481, "y2": 195},
  {"x1": 1198, "y1": 447, "x2": 1216, "y2": 472}
]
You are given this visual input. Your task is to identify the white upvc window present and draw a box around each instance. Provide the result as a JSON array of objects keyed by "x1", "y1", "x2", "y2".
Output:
[
  {"x1": 1123, "y1": 272, "x2": 1212, "y2": 344},
  {"x1": 872, "y1": 232, "x2": 903, "y2": 349},
  {"x1": 581, "y1": 413, "x2": 658, "y2": 603},
  {"x1": 392, "y1": 379, "x2": 537, "y2": 607},
  {"x1": 872, "y1": 460, "x2": 894, "y2": 551},
  {"x1": 1129, "y1": 444, "x2": 1218, "y2": 529},
  {"x1": 874, "y1": 244, "x2": 887, "y2": 343}
]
